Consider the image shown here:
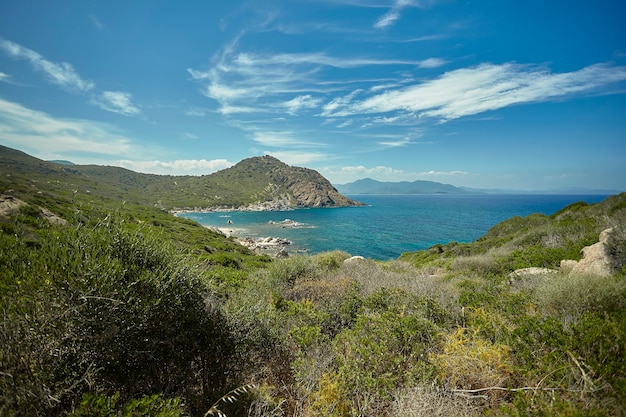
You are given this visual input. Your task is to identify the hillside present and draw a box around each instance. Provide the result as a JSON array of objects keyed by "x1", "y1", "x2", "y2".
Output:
[
  {"x1": 335, "y1": 177, "x2": 471, "y2": 194},
  {"x1": 0, "y1": 146, "x2": 362, "y2": 211},
  {"x1": 1, "y1": 142, "x2": 625, "y2": 416}
]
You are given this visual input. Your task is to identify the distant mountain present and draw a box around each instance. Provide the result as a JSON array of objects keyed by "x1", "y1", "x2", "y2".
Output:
[
  {"x1": 0, "y1": 145, "x2": 363, "y2": 210},
  {"x1": 335, "y1": 178, "x2": 472, "y2": 195}
]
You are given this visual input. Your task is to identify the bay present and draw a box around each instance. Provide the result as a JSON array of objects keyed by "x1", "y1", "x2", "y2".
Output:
[{"x1": 179, "y1": 194, "x2": 611, "y2": 260}]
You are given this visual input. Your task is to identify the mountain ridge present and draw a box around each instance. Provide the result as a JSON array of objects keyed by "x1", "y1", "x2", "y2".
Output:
[{"x1": 335, "y1": 177, "x2": 472, "y2": 195}]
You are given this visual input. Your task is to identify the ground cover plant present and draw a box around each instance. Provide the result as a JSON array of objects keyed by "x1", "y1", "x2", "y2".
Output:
[{"x1": 1, "y1": 153, "x2": 625, "y2": 416}]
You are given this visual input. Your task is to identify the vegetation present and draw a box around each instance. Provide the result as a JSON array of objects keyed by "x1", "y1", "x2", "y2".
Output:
[{"x1": 1, "y1": 146, "x2": 625, "y2": 416}]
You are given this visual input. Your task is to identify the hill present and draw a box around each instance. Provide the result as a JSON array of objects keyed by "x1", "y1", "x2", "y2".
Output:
[
  {"x1": 0, "y1": 145, "x2": 362, "y2": 210},
  {"x1": 335, "y1": 177, "x2": 472, "y2": 194}
]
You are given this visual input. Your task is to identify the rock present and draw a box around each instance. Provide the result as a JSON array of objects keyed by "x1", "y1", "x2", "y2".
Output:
[
  {"x1": 344, "y1": 255, "x2": 366, "y2": 264},
  {"x1": 39, "y1": 206, "x2": 67, "y2": 225},
  {"x1": 508, "y1": 267, "x2": 559, "y2": 284},
  {"x1": 0, "y1": 193, "x2": 26, "y2": 216},
  {"x1": 268, "y1": 218, "x2": 308, "y2": 228},
  {"x1": 561, "y1": 228, "x2": 614, "y2": 276}
]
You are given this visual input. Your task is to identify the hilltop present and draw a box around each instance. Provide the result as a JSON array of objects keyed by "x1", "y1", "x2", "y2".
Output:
[{"x1": 0, "y1": 145, "x2": 362, "y2": 211}]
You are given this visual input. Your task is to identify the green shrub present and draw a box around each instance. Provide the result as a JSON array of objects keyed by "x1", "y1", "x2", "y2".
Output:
[
  {"x1": 534, "y1": 273, "x2": 626, "y2": 319},
  {"x1": 69, "y1": 393, "x2": 184, "y2": 417},
  {"x1": 0, "y1": 220, "x2": 238, "y2": 416},
  {"x1": 332, "y1": 310, "x2": 438, "y2": 409}
]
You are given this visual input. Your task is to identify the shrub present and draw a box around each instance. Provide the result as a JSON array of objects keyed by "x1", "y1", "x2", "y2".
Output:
[
  {"x1": 533, "y1": 273, "x2": 626, "y2": 320},
  {"x1": 431, "y1": 327, "x2": 512, "y2": 394},
  {"x1": 69, "y1": 393, "x2": 184, "y2": 417},
  {"x1": 0, "y1": 220, "x2": 238, "y2": 416},
  {"x1": 332, "y1": 310, "x2": 438, "y2": 410}
]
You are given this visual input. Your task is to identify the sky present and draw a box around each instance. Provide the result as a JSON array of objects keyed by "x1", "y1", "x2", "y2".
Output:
[{"x1": 0, "y1": 0, "x2": 625, "y2": 191}]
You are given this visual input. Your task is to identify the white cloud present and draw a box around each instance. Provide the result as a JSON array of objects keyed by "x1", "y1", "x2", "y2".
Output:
[
  {"x1": 117, "y1": 159, "x2": 233, "y2": 175},
  {"x1": 0, "y1": 98, "x2": 134, "y2": 158},
  {"x1": 374, "y1": 0, "x2": 438, "y2": 29},
  {"x1": 418, "y1": 170, "x2": 470, "y2": 177},
  {"x1": 0, "y1": 37, "x2": 95, "y2": 92},
  {"x1": 418, "y1": 57, "x2": 447, "y2": 68},
  {"x1": 91, "y1": 91, "x2": 140, "y2": 116},
  {"x1": 0, "y1": 72, "x2": 10, "y2": 82},
  {"x1": 329, "y1": 63, "x2": 626, "y2": 121},
  {"x1": 283, "y1": 95, "x2": 322, "y2": 114},
  {"x1": 188, "y1": 42, "x2": 437, "y2": 118}
]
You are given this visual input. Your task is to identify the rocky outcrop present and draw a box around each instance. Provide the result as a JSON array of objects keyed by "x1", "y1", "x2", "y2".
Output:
[
  {"x1": 0, "y1": 193, "x2": 67, "y2": 225},
  {"x1": 0, "y1": 193, "x2": 26, "y2": 216},
  {"x1": 560, "y1": 228, "x2": 614, "y2": 276}
]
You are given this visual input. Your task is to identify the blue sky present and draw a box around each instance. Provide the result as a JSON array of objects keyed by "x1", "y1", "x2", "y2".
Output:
[{"x1": 1, "y1": 0, "x2": 625, "y2": 191}]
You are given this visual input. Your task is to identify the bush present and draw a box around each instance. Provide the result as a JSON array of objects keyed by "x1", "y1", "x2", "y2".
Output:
[
  {"x1": 533, "y1": 273, "x2": 626, "y2": 319},
  {"x1": 331, "y1": 310, "x2": 438, "y2": 411},
  {"x1": 431, "y1": 327, "x2": 512, "y2": 394},
  {"x1": 0, "y1": 220, "x2": 238, "y2": 416}
]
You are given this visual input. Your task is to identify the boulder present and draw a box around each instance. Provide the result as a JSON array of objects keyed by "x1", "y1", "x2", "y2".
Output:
[
  {"x1": 561, "y1": 228, "x2": 614, "y2": 276},
  {"x1": 508, "y1": 267, "x2": 559, "y2": 284},
  {"x1": 344, "y1": 255, "x2": 366, "y2": 264}
]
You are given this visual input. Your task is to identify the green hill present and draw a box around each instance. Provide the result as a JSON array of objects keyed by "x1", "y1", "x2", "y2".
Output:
[{"x1": 0, "y1": 145, "x2": 362, "y2": 211}]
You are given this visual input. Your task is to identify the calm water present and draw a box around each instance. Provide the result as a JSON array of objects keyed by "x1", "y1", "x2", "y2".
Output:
[{"x1": 179, "y1": 194, "x2": 610, "y2": 260}]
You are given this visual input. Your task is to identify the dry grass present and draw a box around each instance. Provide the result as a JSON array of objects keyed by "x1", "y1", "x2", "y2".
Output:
[
  {"x1": 336, "y1": 259, "x2": 461, "y2": 313},
  {"x1": 390, "y1": 385, "x2": 483, "y2": 417}
]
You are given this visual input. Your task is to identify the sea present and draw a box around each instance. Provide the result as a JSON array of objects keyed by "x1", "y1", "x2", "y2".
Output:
[{"x1": 178, "y1": 194, "x2": 612, "y2": 260}]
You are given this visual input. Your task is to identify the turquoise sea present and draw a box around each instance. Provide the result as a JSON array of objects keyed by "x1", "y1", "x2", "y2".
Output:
[{"x1": 179, "y1": 194, "x2": 611, "y2": 260}]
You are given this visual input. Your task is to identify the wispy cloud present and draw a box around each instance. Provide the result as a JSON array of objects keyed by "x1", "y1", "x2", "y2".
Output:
[
  {"x1": 88, "y1": 14, "x2": 105, "y2": 30},
  {"x1": 251, "y1": 130, "x2": 326, "y2": 148},
  {"x1": 0, "y1": 98, "x2": 133, "y2": 158},
  {"x1": 282, "y1": 95, "x2": 323, "y2": 114},
  {"x1": 322, "y1": 164, "x2": 471, "y2": 184},
  {"x1": 0, "y1": 72, "x2": 11, "y2": 83},
  {"x1": 184, "y1": 107, "x2": 210, "y2": 117},
  {"x1": 326, "y1": 63, "x2": 626, "y2": 121},
  {"x1": 374, "y1": 0, "x2": 440, "y2": 29},
  {"x1": 0, "y1": 37, "x2": 94, "y2": 92},
  {"x1": 374, "y1": 0, "x2": 413, "y2": 29},
  {"x1": 91, "y1": 91, "x2": 140, "y2": 116},
  {"x1": 0, "y1": 98, "x2": 228, "y2": 176},
  {"x1": 188, "y1": 39, "x2": 441, "y2": 117},
  {"x1": 376, "y1": 131, "x2": 425, "y2": 147}
]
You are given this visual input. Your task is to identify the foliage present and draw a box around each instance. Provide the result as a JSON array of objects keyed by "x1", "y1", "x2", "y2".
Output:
[
  {"x1": 69, "y1": 393, "x2": 185, "y2": 417},
  {"x1": 0, "y1": 219, "x2": 240, "y2": 416},
  {"x1": 432, "y1": 327, "x2": 512, "y2": 392}
]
